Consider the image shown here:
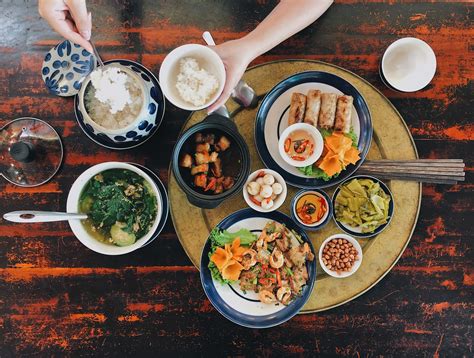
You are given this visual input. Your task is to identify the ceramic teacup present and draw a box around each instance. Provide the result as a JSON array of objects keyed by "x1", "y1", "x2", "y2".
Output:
[{"x1": 380, "y1": 37, "x2": 436, "y2": 92}]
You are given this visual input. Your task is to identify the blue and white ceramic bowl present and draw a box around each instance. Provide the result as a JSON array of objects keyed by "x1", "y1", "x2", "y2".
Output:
[
  {"x1": 291, "y1": 189, "x2": 332, "y2": 231},
  {"x1": 77, "y1": 64, "x2": 155, "y2": 143},
  {"x1": 41, "y1": 40, "x2": 96, "y2": 96},
  {"x1": 332, "y1": 175, "x2": 394, "y2": 238},
  {"x1": 200, "y1": 208, "x2": 317, "y2": 328},
  {"x1": 74, "y1": 60, "x2": 165, "y2": 149}
]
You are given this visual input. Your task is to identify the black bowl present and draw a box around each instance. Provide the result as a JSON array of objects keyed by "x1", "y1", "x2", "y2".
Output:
[{"x1": 172, "y1": 114, "x2": 250, "y2": 209}]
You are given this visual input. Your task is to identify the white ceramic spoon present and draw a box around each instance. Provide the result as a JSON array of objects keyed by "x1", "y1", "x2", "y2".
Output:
[{"x1": 3, "y1": 211, "x2": 87, "y2": 223}]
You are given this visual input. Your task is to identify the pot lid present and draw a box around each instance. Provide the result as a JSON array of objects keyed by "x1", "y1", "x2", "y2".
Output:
[
  {"x1": 0, "y1": 117, "x2": 63, "y2": 187},
  {"x1": 41, "y1": 40, "x2": 97, "y2": 97}
]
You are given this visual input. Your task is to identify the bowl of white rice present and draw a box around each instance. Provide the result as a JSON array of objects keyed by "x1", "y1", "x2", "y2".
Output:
[
  {"x1": 78, "y1": 64, "x2": 151, "y2": 140},
  {"x1": 159, "y1": 44, "x2": 226, "y2": 111}
]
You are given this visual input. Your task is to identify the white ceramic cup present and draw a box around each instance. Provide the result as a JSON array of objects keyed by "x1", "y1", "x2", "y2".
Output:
[
  {"x1": 159, "y1": 44, "x2": 226, "y2": 111},
  {"x1": 66, "y1": 162, "x2": 162, "y2": 255},
  {"x1": 380, "y1": 37, "x2": 436, "y2": 92}
]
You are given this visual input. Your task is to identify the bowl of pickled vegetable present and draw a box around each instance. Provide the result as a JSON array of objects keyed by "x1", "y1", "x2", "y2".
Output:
[
  {"x1": 332, "y1": 175, "x2": 394, "y2": 238},
  {"x1": 67, "y1": 162, "x2": 162, "y2": 255}
]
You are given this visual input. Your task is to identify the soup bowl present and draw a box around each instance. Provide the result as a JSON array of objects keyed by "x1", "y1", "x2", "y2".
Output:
[
  {"x1": 76, "y1": 63, "x2": 160, "y2": 144},
  {"x1": 66, "y1": 162, "x2": 162, "y2": 255}
]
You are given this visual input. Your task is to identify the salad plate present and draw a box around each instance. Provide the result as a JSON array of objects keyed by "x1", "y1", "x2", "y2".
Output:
[
  {"x1": 200, "y1": 208, "x2": 316, "y2": 328},
  {"x1": 255, "y1": 71, "x2": 372, "y2": 189}
]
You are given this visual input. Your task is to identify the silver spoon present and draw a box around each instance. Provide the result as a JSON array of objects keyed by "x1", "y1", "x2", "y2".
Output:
[
  {"x1": 90, "y1": 39, "x2": 104, "y2": 68},
  {"x1": 202, "y1": 31, "x2": 259, "y2": 109},
  {"x1": 3, "y1": 211, "x2": 87, "y2": 223}
]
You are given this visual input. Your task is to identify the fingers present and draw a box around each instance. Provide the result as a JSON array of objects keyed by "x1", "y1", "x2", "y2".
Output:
[
  {"x1": 65, "y1": 0, "x2": 91, "y2": 40},
  {"x1": 49, "y1": 14, "x2": 93, "y2": 53}
]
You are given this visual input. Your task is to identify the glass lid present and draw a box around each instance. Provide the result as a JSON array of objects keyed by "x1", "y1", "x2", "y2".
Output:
[{"x1": 0, "y1": 117, "x2": 63, "y2": 187}]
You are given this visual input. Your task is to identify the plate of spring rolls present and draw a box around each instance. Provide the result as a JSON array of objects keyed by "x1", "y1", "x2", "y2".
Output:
[{"x1": 255, "y1": 71, "x2": 372, "y2": 189}]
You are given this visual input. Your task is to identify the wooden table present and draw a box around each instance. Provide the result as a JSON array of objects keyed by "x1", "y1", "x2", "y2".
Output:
[{"x1": 0, "y1": 1, "x2": 472, "y2": 356}]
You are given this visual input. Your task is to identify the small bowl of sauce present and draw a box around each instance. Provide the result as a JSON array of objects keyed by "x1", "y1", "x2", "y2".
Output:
[
  {"x1": 278, "y1": 123, "x2": 323, "y2": 168},
  {"x1": 291, "y1": 189, "x2": 332, "y2": 231}
]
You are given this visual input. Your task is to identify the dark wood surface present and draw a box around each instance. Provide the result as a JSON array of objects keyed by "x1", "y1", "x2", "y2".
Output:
[{"x1": 0, "y1": 1, "x2": 472, "y2": 356}]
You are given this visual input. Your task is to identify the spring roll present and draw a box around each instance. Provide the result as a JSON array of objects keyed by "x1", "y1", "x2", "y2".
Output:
[
  {"x1": 318, "y1": 93, "x2": 338, "y2": 129},
  {"x1": 334, "y1": 95, "x2": 353, "y2": 133},
  {"x1": 303, "y1": 90, "x2": 321, "y2": 126},
  {"x1": 288, "y1": 93, "x2": 306, "y2": 125}
]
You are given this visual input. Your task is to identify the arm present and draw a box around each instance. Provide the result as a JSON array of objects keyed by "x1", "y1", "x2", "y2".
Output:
[
  {"x1": 39, "y1": 0, "x2": 93, "y2": 53},
  {"x1": 208, "y1": 0, "x2": 333, "y2": 113}
]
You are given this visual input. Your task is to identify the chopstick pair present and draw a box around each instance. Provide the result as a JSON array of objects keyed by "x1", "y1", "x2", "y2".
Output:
[{"x1": 357, "y1": 159, "x2": 465, "y2": 184}]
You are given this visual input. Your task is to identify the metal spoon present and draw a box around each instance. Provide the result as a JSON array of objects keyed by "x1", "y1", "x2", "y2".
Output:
[
  {"x1": 202, "y1": 31, "x2": 259, "y2": 109},
  {"x1": 3, "y1": 211, "x2": 87, "y2": 223},
  {"x1": 90, "y1": 39, "x2": 104, "y2": 68}
]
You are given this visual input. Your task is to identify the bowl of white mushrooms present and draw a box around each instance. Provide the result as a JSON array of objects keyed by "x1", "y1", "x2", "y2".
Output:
[{"x1": 243, "y1": 169, "x2": 287, "y2": 212}]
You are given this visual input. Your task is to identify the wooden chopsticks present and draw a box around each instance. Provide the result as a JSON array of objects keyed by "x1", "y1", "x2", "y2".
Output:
[{"x1": 357, "y1": 159, "x2": 466, "y2": 184}]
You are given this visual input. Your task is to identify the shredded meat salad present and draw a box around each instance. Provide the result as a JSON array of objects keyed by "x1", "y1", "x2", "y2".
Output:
[{"x1": 209, "y1": 220, "x2": 314, "y2": 305}]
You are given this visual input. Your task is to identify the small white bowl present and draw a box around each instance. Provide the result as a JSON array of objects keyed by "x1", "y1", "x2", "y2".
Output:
[
  {"x1": 159, "y1": 44, "x2": 226, "y2": 111},
  {"x1": 318, "y1": 234, "x2": 363, "y2": 278},
  {"x1": 291, "y1": 189, "x2": 332, "y2": 231},
  {"x1": 381, "y1": 37, "x2": 436, "y2": 92},
  {"x1": 66, "y1": 162, "x2": 162, "y2": 255},
  {"x1": 242, "y1": 169, "x2": 287, "y2": 212},
  {"x1": 278, "y1": 123, "x2": 323, "y2": 168}
]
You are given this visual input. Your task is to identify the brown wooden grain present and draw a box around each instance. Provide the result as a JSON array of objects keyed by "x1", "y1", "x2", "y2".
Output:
[{"x1": 0, "y1": 1, "x2": 472, "y2": 356}]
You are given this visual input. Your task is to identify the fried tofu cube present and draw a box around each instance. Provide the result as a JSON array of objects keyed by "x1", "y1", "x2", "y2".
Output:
[
  {"x1": 209, "y1": 152, "x2": 219, "y2": 162},
  {"x1": 179, "y1": 153, "x2": 193, "y2": 168},
  {"x1": 216, "y1": 136, "x2": 231, "y2": 151},
  {"x1": 194, "y1": 174, "x2": 207, "y2": 189},
  {"x1": 211, "y1": 158, "x2": 223, "y2": 178},
  {"x1": 195, "y1": 152, "x2": 211, "y2": 165},
  {"x1": 196, "y1": 143, "x2": 211, "y2": 153},
  {"x1": 190, "y1": 164, "x2": 209, "y2": 176}
]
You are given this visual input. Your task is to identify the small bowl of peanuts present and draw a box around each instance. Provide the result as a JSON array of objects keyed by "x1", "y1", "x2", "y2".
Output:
[{"x1": 318, "y1": 234, "x2": 363, "y2": 278}]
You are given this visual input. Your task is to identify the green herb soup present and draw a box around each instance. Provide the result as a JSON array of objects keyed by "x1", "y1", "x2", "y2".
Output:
[{"x1": 79, "y1": 169, "x2": 157, "y2": 246}]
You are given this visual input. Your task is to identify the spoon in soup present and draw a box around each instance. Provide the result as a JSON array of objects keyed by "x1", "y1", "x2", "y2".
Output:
[{"x1": 3, "y1": 211, "x2": 88, "y2": 223}]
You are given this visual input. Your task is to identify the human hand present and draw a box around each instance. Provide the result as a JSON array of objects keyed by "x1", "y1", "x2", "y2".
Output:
[
  {"x1": 38, "y1": 0, "x2": 93, "y2": 53},
  {"x1": 207, "y1": 39, "x2": 255, "y2": 113}
]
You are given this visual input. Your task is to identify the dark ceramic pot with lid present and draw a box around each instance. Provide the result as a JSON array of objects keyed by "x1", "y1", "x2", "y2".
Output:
[{"x1": 172, "y1": 113, "x2": 250, "y2": 209}]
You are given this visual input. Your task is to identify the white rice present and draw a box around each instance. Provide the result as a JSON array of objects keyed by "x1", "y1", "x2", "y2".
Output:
[
  {"x1": 85, "y1": 67, "x2": 143, "y2": 130},
  {"x1": 176, "y1": 57, "x2": 219, "y2": 106}
]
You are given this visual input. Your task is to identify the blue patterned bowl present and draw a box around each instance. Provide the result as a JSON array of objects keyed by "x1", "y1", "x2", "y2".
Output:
[{"x1": 76, "y1": 63, "x2": 160, "y2": 144}]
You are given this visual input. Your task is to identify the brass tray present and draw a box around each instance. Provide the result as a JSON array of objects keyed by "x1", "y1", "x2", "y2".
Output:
[{"x1": 168, "y1": 60, "x2": 421, "y2": 313}]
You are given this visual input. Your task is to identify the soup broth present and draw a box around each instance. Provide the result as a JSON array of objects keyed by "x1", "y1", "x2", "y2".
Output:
[{"x1": 79, "y1": 169, "x2": 157, "y2": 246}]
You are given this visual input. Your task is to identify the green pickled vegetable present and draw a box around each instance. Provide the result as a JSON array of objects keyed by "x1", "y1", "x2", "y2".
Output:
[{"x1": 335, "y1": 178, "x2": 391, "y2": 233}]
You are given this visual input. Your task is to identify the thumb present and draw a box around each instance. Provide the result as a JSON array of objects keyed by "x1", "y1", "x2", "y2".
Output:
[{"x1": 207, "y1": 83, "x2": 233, "y2": 114}]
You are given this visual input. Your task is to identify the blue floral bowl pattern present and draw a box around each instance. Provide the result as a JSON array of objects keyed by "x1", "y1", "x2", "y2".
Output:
[
  {"x1": 74, "y1": 59, "x2": 165, "y2": 150},
  {"x1": 41, "y1": 40, "x2": 96, "y2": 97}
]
